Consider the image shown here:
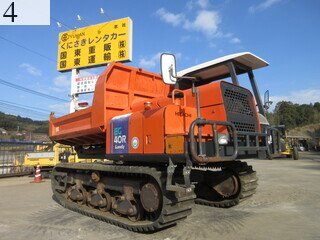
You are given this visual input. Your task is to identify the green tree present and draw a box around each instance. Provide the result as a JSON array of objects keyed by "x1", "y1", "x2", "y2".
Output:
[
  {"x1": 274, "y1": 101, "x2": 297, "y2": 129},
  {"x1": 296, "y1": 104, "x2": 315, "y2": 126},
  {"x1": 313, "y1": 102, "x2": 320, "y2": 112}
]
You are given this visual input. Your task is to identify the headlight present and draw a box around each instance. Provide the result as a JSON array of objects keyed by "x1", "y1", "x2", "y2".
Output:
[{"x1": 218, "y1": 133, "x2": 229, "y2": 145}]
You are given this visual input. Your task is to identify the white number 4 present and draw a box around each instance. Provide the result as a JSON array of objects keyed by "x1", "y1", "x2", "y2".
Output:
[{"x1": 3, "y1": 2, "x2": 18, "y2": 22}]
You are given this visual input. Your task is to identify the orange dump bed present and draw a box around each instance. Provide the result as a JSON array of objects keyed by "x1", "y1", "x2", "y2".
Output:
[{"x1": 50, "y1": 62, "x2": 170, "y2": 146}]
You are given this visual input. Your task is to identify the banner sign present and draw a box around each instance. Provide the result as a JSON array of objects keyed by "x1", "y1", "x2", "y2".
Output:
[
  {"x1": 74, "y1": 75, "x2": 99, "y2": 94},
  {"x1": 57, "y1": 17, "x2": 132, "y2": 72}
]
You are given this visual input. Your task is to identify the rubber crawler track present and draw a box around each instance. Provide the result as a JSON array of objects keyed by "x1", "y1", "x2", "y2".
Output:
[
  {"x1": 51, "y1": 163, "x2": 195, "y2": 232},
  {"x1": 194, "y1": 161, "x2": 258, "y2": 208}
]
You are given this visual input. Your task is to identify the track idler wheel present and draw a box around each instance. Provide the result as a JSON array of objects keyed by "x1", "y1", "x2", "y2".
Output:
[
  {"x1": 67, "y1": 185, "x2": 87, "y2": 205},
  {"x1": 205, "y1": 170, "x2": 240, "y2": 200},
  {"x1": 140, "y1": 183, "x2": 161, "y2": 212},
  {"x1": 213, "y1": 175, "x2": 239, "y2": 198},
  {"x1": 99, "y1": 191, "x2": 112, "y2": 212},
  {"x1": 128, "y1": 199, "x2": 143, "y2": 222},
  {"x1": 112, "y1": 196, "x2": 144, "y2": 221},
  {"x1": 87, "y1": 189, "x2": 112, "y2": 211},
  {"x1": 193, "y1": 169, "x2": 241, "y2": 202}
]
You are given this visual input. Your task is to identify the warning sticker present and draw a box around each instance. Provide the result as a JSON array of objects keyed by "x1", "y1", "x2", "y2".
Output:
[{"x1": 131, "y1": 137, "x2": 139, "y2": 149}]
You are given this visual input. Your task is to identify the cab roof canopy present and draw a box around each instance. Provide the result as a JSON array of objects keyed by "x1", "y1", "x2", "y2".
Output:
[{"x1": 177, "y1": 52, "x2": 269, "y2": 85}]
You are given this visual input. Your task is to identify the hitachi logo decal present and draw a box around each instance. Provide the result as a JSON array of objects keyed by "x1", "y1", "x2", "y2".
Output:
[{"x1": 175, "y1": 111, "x2": 192, "y2": 118}]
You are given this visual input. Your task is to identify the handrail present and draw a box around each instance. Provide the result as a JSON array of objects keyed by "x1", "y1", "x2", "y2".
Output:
[
  {"x1": 171, "y1": 89, "x2": 186, "y2": 106},
  {"x1": 189, "y1": 119, "x2": 238, "y2": 162},
  {"x1": 189, "y1": 118, "x2": 269, "y2": 163}
]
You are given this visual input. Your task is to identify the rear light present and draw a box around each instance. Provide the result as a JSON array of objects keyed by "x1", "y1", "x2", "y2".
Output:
[{"x1": 78, "y1": 102, "x2": 89, "y2": 108}]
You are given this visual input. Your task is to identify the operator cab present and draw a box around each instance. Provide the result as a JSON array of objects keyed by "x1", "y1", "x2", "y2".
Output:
[
  {"x1": 175, "y1": 52, "x2": 269, "y2": 117},
  {"x1": 161, "y1": 52, "x2": 269, "y2": 117}
]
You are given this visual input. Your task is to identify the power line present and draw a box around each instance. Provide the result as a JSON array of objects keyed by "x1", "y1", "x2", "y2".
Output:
[
  {"x1": 0, "y1": 105, "x2": 48, "y2": 119},
  {"x1": 0, "y1": 104, "x2": 48, "y2": 117},
  {"x1": 0, "y1": 101, "x2": 51, "y2": 117},
  {"x1": 0, "y1": 77, "x2": 69, "y2": 103},
  {"x1": 0, "y1": 99, "x2": 64, "y2": 116},
  {"x1": 0, "y1": 35, "x2": 56, "y2": 63}
]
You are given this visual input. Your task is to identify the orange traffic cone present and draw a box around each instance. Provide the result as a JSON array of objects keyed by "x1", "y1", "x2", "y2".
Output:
[{"x1": 31, "y1": 163, "x2": 45, "y2": 183}]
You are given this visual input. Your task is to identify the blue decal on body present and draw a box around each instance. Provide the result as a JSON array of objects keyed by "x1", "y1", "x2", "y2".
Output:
[{"x1": 110, "y1": 113, "x2": 132, "y2": 153}]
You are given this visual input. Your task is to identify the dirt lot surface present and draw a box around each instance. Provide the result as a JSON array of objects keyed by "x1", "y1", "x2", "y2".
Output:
[{"x1": 0, "y1": 152, "x2": 319, "y2": 240}]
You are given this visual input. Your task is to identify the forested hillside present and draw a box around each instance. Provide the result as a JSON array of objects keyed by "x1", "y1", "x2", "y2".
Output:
[
  {"x1": 266, "y1": 101, "x2": 320, "y2": 130},
  {"x1": 0, "y1": 112, "x2": 48, "y2": 139}
]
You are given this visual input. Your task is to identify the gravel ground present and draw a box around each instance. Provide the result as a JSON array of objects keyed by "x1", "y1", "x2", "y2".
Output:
[{"x1": 0, "y1": 151, "x2": 319, "y2": 240}]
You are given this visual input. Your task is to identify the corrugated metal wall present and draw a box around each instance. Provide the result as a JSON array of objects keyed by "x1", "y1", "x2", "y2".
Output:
[{"x1": 0, "y1": 141, "x2": 52, "y2": 177}]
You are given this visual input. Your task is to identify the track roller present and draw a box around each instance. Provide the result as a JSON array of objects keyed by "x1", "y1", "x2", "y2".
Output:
[{"x1": 51, "y1": 163, "x2": 195, "y2": 232}]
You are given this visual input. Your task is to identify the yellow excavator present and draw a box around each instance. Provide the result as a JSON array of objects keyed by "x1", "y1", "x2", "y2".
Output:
[
  {"x1": 272, "y1": 125, "x2": 299, "y2": 160},
  {"x1": 23, "y1": 143, "x2": 99, "y2": 176},
  {"x1": 263, "y1": 91, "x2": 298, "y2": 160}
]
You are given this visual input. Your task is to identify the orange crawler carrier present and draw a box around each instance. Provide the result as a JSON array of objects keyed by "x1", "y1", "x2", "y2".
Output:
[{"x1": 50, "y1": 52, "x2": 270, "y2": 232}]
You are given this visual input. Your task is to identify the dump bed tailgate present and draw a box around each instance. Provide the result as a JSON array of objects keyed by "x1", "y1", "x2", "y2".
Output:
[{"x1": 50, "y1": 107, "x2": 105, "y2": 146}]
